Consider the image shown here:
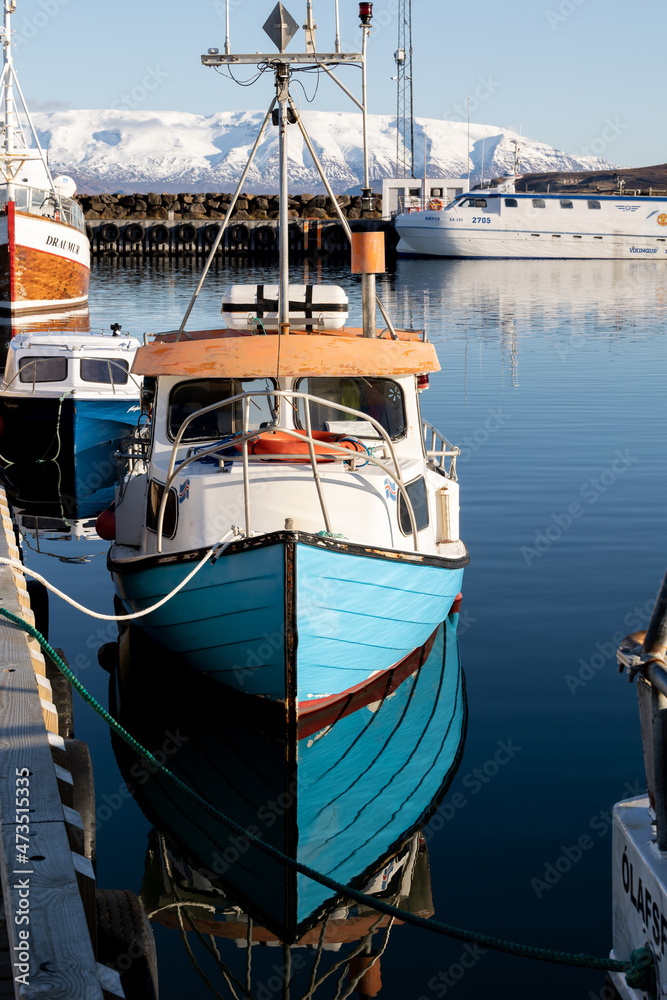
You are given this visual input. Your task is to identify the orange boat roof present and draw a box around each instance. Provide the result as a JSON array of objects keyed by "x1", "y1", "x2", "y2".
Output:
[{"x1": 132, "y1": 332, "x2": 441, "y2": 378}]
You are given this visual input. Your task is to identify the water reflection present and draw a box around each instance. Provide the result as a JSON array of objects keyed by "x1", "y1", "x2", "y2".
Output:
[{"x1": 108, "y1": 615, "x2": 465, "y2": 993}]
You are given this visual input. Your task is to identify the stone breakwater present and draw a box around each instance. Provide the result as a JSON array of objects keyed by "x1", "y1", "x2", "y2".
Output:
[{"x1": 77, "y1": 192, "x2": 383, "y2": 221}]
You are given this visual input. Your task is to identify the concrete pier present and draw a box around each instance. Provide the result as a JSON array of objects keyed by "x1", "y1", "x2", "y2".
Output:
[{"x1": 0, "y1": 486, "x2": 127, "y2": 998}]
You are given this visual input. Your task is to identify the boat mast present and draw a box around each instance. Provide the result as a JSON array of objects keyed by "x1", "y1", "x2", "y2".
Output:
[
  {"x1": 194, "y1": 2, "x2": 399, "y2": 341},
  {"x1": 277, "y1": 60, "x2": 290, "y2": 335},
  {"x1": 0, "y1": 0, "x2": 60, "y2": 201},
  {"x1": 1, "y1": 0, "x2": 16, "y2": 193}
]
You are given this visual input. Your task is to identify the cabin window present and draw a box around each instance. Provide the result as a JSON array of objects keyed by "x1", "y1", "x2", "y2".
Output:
[
  {"x1": 409, "y1": 188, "x2": 421, "y2": 197},
  {"x1": 168, "y1": 378, "x2": 277, "y2": 442},
  {"x1": 430, "y1": 188, "x2": 442, "y2": 197},
  {"x1": 398, "y1": 477, "x2": 429, "y2": 534},
  {"x1": 504, "y1": 198, "x2": 518, "y2": 207},
  {"x1": 80, "y1": 358, "x2": 129, "y2": 385},
  {"x1": 30, "y1": 188, "x2": 51, "y2": 213},
  {"x1": 532, "y1": 199, "x2": 546, "y2": 208},
  {"x1": 560, "y1": 201, "x2": 573, "y2": 209},
  {"x1": 294, "y1": 377, "x2": 405, "y2": 440},
  {"x1": 13, "y1": 188, "x2": 30, "y2": 211},
  {"x1": 146, "y1": 481, "x2": 177, "y2": 538},
  {"x1": 473, "y1": 199, "x2": 487, "y2": 208},
  {"x1": 18, "y1": 356, "x2": 68, "y2": 383},
  {"x1": 588, "y1": 200, "x2": 601, "y2": 209}
]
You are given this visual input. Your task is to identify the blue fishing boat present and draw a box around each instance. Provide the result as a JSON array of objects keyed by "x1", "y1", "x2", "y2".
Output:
[
  {"x1": 0, "y1": 331, "x2": 142, "y2": 467},
  {"x1": 109, "y1": 4, "x2": 467, "y2": 711},
  {"x1": 110, "y1": 611, "x2": 466, "y2": 941}
]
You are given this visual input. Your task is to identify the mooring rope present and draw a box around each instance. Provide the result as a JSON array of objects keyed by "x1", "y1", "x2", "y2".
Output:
[
  {"x1": 0, "y1": 528, "x2": 236, "y2": 621},
  {"x1": 0, "y1": 607, "x2": 653, "y2": 989}
]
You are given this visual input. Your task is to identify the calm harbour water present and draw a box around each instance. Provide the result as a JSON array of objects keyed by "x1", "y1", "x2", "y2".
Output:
[{"x1": 16, "y1": 254, "x2": 667, "y2": 999}]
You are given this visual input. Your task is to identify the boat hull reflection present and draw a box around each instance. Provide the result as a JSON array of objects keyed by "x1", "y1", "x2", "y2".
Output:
[{"x1": 111, "y1": 612, "x2": 466, "y2": 942}]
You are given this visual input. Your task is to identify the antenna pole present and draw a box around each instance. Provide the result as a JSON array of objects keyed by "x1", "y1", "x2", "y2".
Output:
[
  {"x1": 334, "y1": 0, "x2": 341, "y2": 52},
  {"x1": 224, "y1": 0, "x2": 231, "y2": 54},
  {"x1": 467, "y1": 97, "x2": 470, "y2": 189}
]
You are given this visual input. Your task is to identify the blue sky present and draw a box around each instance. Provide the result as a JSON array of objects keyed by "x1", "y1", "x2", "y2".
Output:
[{"x1": 12, "y1": 0, "x2": 664, "y2": 169}]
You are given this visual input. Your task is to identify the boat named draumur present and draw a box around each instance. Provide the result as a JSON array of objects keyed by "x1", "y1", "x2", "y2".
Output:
[
  {"x1": 0, "y1": 2, "x2": 90, "y2": 315},
  {"x1": 395, "y1": 183, "x2": 667, "y2": 259},
  {"x1": 108, "y1": 0, "x2": 468, "y2": 718}
]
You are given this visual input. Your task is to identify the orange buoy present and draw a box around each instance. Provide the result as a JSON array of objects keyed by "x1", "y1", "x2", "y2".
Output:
[
  {"x1": 348, "y1": 952, "x2": 382, "y2": 997},
  {"x1": 451, "y1": 592, "x2": 463, "y2": 614},
  {"x1": 95, "y1": 507, "x2": 116, "y2": 541},
  {"x1": 350, "y1": 232, "x2": 385, "y2": 274},
  {"x1": 239, "y1": 429, "x2": 366, "y2": 463}
]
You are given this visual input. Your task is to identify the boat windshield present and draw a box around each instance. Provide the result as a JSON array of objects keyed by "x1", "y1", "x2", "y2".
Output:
[
  {"x1": 18, "y1": 356, "x2": 68, "y2": 383},
  {"x1": 168, "y1": 378, "x2": 277, "y2": 441},
  {"x1": 294, "y1": 377, "x2": 405, "y2": 439}
]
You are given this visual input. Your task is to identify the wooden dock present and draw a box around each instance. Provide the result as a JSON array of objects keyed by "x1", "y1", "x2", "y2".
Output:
[{"x1": 0, "y1": 485, "x2": 126, "y2": 999}]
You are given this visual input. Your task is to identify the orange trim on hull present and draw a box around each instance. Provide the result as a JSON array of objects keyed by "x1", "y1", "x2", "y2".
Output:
[
  {"x1": 297, "y1": 629, "x2": 438, "y2": 740},
  {"x1": 156, "y1": 325, "x2": 425, "y2": 343},
  {"x1": 133, "y1": 332, "x2": 441, "y2": 377}
]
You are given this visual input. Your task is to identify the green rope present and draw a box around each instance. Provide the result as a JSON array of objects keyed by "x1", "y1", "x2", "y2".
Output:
[{"x1": 0, "y1": 606, "x2": 653, "y2": 987}]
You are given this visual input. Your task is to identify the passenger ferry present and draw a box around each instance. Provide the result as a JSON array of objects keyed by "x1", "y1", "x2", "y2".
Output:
[
  {"x1": 394, "y1": 185, "x2": 667, "y2": 259},
  {"x1": 0, "y1": 3, "x2": 90, "y2": 314}
]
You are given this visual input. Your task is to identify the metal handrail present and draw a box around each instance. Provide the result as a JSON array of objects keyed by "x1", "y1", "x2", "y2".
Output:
[
  {"x1": 422, "y1": 418, "x2": 460, "y2": 482},
  {"x1": 4, "y1": 357, "x2": 142, "y2": 395},
  {"x1": 155, "y1": 389, "x2": 420, "y2": 552}
]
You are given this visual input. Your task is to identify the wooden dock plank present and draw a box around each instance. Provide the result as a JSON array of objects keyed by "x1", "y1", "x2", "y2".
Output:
[{"x1": 0, "y1": 493, "x2": 105, "y2": 999}]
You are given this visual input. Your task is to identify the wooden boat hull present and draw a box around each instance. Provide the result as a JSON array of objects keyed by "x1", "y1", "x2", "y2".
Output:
[
  {"x1": 0, "y1": 204, "x2": 90, "y2": 315},
  {"x1": 110, "y1": 531, "x2": 467, "y2": 703},
  {"x1": 111, "y1": 614, "x2": 466, "y2": 941}
]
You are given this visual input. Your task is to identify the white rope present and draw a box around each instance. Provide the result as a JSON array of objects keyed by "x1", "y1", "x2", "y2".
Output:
[{"x1": 0, "y1": 529, "x2": 237, "y2": 622}]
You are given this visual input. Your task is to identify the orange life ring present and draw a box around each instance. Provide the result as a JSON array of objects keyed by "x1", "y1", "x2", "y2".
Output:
[
  {"x1": 241, "y1": 429, "x2": 366, "y2": 462},
  {"x1": 428, "y1": 198, "x2": 444, "y2": 211},
  {"x1": 658, "y1": 213, "x2": 667, "y2": 226}
]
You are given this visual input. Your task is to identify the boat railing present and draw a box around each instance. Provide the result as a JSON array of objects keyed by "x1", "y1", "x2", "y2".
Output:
[
  {"x1": 155, "y1": 389, "x2": 422, "y2": 553},
  {"x1": 422, "y1": 418, "x2": 459, "y2": 482}
]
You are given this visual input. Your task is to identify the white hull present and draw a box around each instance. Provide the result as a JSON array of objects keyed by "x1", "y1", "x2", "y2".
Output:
[{"x1": 395, "y1": 193, "x2": 667, "y2": 259}]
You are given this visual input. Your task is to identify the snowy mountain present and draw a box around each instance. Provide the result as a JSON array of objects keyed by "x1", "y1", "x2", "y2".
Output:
[{"x1": 32, "y1": 108, "x2": 616, "y2": 195}]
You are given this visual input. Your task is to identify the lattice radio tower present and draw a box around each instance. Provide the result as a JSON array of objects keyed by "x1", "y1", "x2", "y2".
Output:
[{"x1": 395, "y1": 0, "x2": 414, "y2": 178}]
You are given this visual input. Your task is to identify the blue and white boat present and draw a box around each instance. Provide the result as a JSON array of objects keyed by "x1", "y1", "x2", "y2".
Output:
[
  {"x1": 111, "y1": 614, "x2": 466, "y2": 941},
  {"x1": 109, "y1": 2, "x2": 468, "y2": 713},
  {"x1": 0, "y1": 332, "x2": 142, "y2": 479}
]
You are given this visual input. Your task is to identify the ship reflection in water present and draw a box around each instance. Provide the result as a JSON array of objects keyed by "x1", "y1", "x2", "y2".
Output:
[{"x1": 109, "y1": 613, "x2": 466, "y2": 995}]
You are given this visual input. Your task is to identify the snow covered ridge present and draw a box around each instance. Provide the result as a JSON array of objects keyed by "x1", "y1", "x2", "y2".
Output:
[{"x1": 32, "y1": 108, "x2": 616, "y2": 196}]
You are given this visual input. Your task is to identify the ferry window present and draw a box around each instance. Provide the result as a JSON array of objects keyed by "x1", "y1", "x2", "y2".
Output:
[
  {"x1": 295, "y1": 377, "x2": 405, "y2": 440},
  {"x1": 409, "y1": 188, "x2": 421, "y2": 197},
  {"x1": 430, "y1": 188, "x2": 442, "y2": 197},
  {"x1": 146, "y1": 481, "x2": 177, "y2": 538},
  {"x1": 588, "y1": 200, "x2": 601, "y2": 209},
  {"x1": 398, "y1": 477, "x2": 429, "y2": 534},
  {"x1": 81, "y1": 358, "x2": 129, "y2": 385},
  {"x1": 18, "y1": 356, "x2": 68, "y2": 383},
  {"x1": 560, "y1": 200, "x2": 573, "y2": 209},
  {"x1": 504, "y1": 198, "x2": 518, "y2": 207},
  {"x1": 532, "y1": 199, "x2": 546, "y2": 208},
  {"x1": 169, "y1": 378, "x2": 277, "y2": 441},
  {"x1": 473, "y1": 199, "x2": 487, "y2": 208}
]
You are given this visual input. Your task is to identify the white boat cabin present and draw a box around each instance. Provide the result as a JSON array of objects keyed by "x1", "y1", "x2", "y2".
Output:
[{"x1": 2, "y1": 333, "x2": 142, "y2": 399}]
